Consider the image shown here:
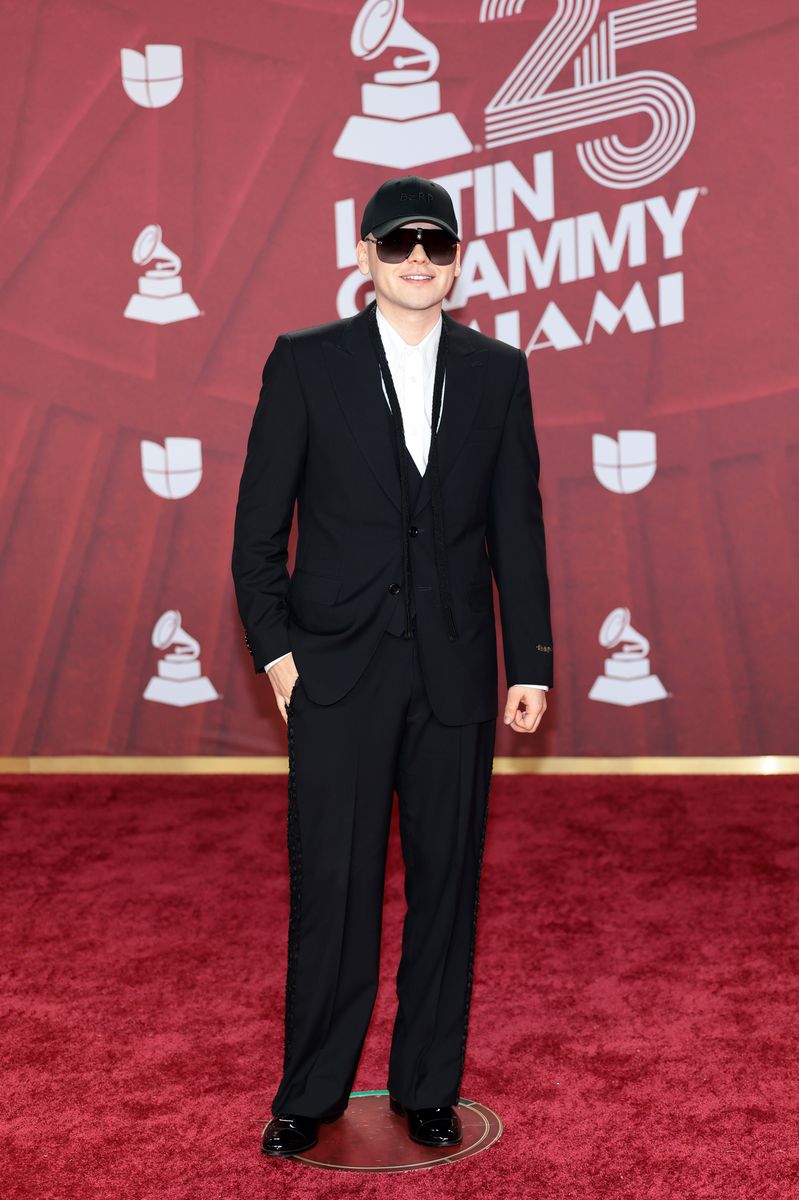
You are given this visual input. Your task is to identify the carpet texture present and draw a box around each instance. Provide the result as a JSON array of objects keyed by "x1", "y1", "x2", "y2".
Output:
[{"x1": 1, "y1": 772, "x2": 797, "y2": 1198}]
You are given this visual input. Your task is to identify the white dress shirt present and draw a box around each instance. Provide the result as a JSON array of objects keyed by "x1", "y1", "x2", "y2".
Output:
[
  {"x1": 374, "y1": 301, "x2": 444, "y2": 476},
  {"x1": 264, "y1": 304, "x2": 548, "y2": 692}
]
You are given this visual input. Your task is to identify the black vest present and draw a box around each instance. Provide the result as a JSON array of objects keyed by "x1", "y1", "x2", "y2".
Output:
[{"x1": 384, "y1": 436, "x2": 424, "y2": 637}]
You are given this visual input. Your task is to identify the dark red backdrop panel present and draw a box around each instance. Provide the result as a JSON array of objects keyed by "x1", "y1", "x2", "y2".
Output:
[{"x1": 1, "y1": 1, "x2": 797, "y2": 756}]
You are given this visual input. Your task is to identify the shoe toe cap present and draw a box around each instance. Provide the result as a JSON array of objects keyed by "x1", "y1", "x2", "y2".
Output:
[
  {"x1": 261, "y1": 1115, "x2": 318, "y2": 1155},
  {"x1": 413, "y1": 1112, "x2": 463, "y2": 1144}
]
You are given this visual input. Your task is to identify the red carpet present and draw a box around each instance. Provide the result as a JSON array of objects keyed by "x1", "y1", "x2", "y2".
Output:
[{"x1": 1, "y1": 772, "x2": 797, "y2": 1198}]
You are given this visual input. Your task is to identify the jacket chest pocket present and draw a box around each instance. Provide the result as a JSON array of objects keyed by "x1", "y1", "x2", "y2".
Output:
[{"x1": 465, "y1": 425, "x2": 502, "y2": 454}]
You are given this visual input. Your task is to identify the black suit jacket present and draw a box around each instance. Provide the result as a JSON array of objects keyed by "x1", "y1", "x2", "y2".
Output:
[{"x1": 231, "y1": 304, "x2": 553, "y2": 725}]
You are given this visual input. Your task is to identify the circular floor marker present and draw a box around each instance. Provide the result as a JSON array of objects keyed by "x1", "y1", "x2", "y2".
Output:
[{"x1": 266, "y1": 1090, "x2": 503, "y2": 1172}]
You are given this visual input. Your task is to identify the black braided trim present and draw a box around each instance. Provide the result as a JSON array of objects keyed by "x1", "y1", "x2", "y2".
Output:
[
  {"x1": 281, "y1": 682, "x2": 303, "y2": 1073},
  {"x1": 428, "y1": 319, "x2": 458, "y2": 641},
  {"x1": 453, "y1": 745, "x2": 494, "y2": 1099}
]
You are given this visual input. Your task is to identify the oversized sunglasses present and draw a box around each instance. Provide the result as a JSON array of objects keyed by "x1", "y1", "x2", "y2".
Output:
[{"x1": 365, "y1": 226, "x2": 458, "y2": 266}]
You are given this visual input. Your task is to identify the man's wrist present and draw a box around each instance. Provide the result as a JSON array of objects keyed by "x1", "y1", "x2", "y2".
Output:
[{"x1": 263, "y1": 651, "x2": 291, "y2": 674}]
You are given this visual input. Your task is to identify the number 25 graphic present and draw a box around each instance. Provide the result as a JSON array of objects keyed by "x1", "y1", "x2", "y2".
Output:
[{"x1": 482, "y1": 0, "x2": 698, "y2": 189}]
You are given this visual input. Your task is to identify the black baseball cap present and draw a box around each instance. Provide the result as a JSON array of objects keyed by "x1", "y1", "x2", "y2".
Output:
[{"x1": 360, "y1": 175, "x2": 460, "y2": 242}]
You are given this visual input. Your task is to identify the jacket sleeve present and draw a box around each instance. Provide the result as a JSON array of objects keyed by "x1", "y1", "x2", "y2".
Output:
[
  {"x1": 486, "y1": 348, "x2": 554, "y2": 690},
  {"x1": 231, "y1": 334, "x2": 308, "y2": 674}
]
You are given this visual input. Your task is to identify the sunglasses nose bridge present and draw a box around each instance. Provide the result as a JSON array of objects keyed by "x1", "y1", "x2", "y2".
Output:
[{"x1": 407, "y1": 241, "x2": 430, "y2": 262}]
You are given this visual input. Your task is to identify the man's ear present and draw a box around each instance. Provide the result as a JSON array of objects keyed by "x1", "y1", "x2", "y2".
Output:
[{"x1": 355, "y1": 240, "x2": 370, "y2": 276}]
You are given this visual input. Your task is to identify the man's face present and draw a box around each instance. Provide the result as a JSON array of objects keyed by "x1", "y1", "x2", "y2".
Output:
[{"x1": 356, "y1": 220, "x2": 461, "y2": 312}]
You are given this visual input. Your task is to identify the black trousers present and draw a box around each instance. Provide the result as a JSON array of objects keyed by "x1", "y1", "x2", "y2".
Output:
[{"x1": 271, "y1": 618, "x2": 497, "y2": 1117}]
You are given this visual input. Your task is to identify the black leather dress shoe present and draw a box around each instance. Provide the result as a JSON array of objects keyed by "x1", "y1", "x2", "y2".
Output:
[
  {"x1": 261, "y1": 1097, "x2": 348, "y2": 1157},
  {"x1": 389, "y1": 1094, "x2": 463, "y2": 1147},
  {"x1": 261, "y1": 1113, "x2": 320, "y2": 1157}
]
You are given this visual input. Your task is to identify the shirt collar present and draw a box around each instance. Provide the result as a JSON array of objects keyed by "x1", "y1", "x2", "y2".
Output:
[{"x1": 375, "y1": 302, "x2": 442, "y2": 373}]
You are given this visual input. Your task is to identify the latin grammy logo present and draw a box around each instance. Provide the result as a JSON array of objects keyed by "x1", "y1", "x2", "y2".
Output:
[
  {"x1": 120, "y1": 43, "x2": 184, "y2": 109},
  {"x1": 143, "y1": 610, "x2": 219, "y2": 707},
  {"x1": 481, "y1": 0, "x2": 697, "y2": 190},
  {"x1": 141, "y1": 437, "x2": 203, "y2": 499},
  {"x1": 124, "y1": 223, "x2": 201, "y2": 325},
  {"x1": 333, "y1": 0, "x2": 472, "y2": 168},
  {"x1": 588, "y1": 606, "x2": 667, "y2": 706}
]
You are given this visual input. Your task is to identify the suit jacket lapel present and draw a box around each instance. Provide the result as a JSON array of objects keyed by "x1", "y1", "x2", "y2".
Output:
[{"x1": 322, "y1": 305, "x2": 487, "y2": 520}]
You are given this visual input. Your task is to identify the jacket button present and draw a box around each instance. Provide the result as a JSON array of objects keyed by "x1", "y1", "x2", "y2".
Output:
[
  {"x1": 408, "y1": 526, "x2": 419, "y2": 537},
  {"x1": 388, "y1": 582, "x2": 401, "y2": 594}
]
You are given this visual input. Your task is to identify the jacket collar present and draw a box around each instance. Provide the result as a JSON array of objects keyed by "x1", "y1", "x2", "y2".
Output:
[{"x1": 322, "y1": 304, "x2": 487, "y2": 519}]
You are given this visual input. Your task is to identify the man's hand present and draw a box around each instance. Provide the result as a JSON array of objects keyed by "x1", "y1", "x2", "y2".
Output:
[
  {"x1": 268, "y1": 654, "x2": 300, "y2": 724},
  {"x1": 503, "y1": 685, "x2": 546, "y2": 733}
]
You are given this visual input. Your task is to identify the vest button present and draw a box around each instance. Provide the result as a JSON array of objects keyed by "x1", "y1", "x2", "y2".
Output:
[
  {"x1": 408, "y1": 526, "x2": 419, "y2": 537},
  {"x1": 388, "y1": 582, "x2": 401, "y2": 594}
]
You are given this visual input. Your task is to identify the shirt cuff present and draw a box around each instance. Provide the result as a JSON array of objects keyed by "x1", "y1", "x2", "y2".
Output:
[{"x1": 263, "y1": 651, "x2": 291, "y2": 673}]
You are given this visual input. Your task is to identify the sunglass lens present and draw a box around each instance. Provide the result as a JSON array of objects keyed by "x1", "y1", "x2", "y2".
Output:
[
  {"x1": 375, "y1": 229, "x2": 416, "y2": 263},
  {"x1": 424, "y1": 230, "x2": 458, "y2": 265}
]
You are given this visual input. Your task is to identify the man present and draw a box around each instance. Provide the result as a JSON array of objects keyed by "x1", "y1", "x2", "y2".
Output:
[{"x1": 231, "y1": 175, "x2": 553, "y2": 1158}]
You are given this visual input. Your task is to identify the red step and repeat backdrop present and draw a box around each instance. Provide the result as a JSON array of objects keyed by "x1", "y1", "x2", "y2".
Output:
[{"x1": 1, "y1": 1, "x2": 797, "y2": 758}]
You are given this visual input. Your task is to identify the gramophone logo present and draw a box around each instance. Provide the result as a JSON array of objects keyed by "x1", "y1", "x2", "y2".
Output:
[
  {"x1": 124, "y1": 224, "x2": 201, "y2": 325},
  {"x1": 481, "y1": 0, "x2": 697, "y2": 189},
  {"x1": 333, "y1": 0, "x2": 472, "y2": 168},
  {"x1": 120, "y1": 44, "x2": 184, "y2": 108},
  {"x1": 141, "y1": 438, "x2": 203, "y2": 499},
  {"x1": 588, "y1": 607, "x2": 667, "y2": 706},
  {"x1": 593, "y1": 430, "x2": 657, "y2": 494},
  {"x1": 143, "y1": 610, "x2": 219, "y2": 707}
]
